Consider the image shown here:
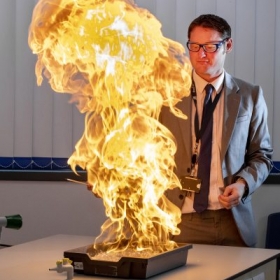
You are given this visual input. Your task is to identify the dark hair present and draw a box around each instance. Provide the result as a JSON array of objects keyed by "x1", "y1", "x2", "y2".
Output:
[{"x1": 188, "y1": 14, "x2": 231, "y2": 39}]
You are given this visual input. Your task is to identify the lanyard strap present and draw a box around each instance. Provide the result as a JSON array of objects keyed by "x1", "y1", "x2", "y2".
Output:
[{"x1": 191, "y1": 82, "x2": 224, "y2": 143}]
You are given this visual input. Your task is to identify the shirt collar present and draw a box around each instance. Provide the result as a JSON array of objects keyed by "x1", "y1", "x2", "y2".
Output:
[{"x1": 193, "y1": 70, "x2": 225, "y2": 94}]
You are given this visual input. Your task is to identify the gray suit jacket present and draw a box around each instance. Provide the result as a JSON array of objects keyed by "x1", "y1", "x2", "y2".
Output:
[{"x1": 159, "y1": 72, "x2": 273, "y2": 247}]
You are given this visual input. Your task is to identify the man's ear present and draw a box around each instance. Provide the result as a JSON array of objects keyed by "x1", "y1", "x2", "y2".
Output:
[{"x1": 225, "y1": 38, "x2": 233, "y2": 53}]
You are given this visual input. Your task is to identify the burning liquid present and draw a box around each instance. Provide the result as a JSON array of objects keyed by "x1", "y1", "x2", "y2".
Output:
[
  {"x1": 90, "y1": 248, "x2": 158, "y2": 262},
  {"x1": 28, "y1": 0, "x2": 192, "y2": 253}
]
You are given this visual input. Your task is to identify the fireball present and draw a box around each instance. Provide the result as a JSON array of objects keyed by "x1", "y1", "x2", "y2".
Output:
[{"x1": 28, "y1": 0, "x2": 192, "y2": 253}]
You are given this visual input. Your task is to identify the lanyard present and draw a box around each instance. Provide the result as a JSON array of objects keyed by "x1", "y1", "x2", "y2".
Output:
[{"x1": 190, "y1": 81, "x2": 224, "y2": 175}]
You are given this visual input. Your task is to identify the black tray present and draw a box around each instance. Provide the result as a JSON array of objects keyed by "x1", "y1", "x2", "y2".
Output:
[{"x1": 64, "y1": 243, "x2": 192, "y2": 279}]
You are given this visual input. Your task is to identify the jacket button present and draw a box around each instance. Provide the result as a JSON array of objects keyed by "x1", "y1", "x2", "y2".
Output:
[{"x1": 179, "y1": 194, "x2": 184, "y2": 200}]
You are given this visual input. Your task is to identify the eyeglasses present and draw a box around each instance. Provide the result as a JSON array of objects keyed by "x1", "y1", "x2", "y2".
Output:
[{"x1": 186, "y1": 38, "x2": 229, "y2": 53}]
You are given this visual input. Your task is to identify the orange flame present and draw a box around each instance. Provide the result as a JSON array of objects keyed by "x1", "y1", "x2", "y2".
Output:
[{"x1": 28, "y1": 0, "x2": 192, "y2": 253}]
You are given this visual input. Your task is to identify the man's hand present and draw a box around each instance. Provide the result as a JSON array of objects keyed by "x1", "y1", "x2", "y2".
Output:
[{"x1": 218, "y1": 180, "x2": 247, "y2": 209}]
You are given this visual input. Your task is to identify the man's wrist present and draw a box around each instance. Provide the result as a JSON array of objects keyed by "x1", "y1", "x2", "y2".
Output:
[{"x1": 236, "y1": 177, "x2": 249, "y2": 202}]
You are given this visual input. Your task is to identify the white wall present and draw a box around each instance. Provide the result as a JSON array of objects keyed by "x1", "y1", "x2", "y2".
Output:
[
  {"x1": 0, "y1": 181, "x2": 106, "y2": 245},
  {"x1": 0, "y1": 0, "x2": 279, "y2": 159}
]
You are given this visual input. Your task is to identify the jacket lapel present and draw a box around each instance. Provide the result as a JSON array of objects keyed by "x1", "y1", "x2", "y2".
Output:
[
  {"x1": 221, "y1": 73, "x2": 241, "y2": 160},
  {"x1": 177, "y1": 96, "x2": 192, "y2": 163}
]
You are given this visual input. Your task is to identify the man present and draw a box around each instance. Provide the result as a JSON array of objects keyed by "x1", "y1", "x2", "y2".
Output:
[{"x1": 160, "y1": 14, "x2": 273, "y2": 247}]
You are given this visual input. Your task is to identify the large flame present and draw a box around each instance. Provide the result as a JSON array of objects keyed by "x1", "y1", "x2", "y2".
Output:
[{"x1": 28, "y1": 0, "x2": 192, "y2": 253}]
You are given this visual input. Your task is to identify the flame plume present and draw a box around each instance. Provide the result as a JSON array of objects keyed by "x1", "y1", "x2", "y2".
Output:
[{"x1": 28, "y1": 0, "x2": 192, "y2": 253}]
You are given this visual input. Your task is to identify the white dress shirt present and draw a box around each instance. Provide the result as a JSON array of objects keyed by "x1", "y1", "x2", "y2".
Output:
[{"x1": 181, "y1": 70, "x2": 225, "y2": 213}]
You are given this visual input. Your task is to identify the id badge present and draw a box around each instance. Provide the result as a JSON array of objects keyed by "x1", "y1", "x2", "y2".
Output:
[{"x1": 180, "y1": 176, "x2": 202, "y2": 193}]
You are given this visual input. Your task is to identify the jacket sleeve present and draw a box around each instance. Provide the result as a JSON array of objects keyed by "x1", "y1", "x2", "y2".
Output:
[{"x1": 223, "y1": 83, "x2": 273, "y2": 197}]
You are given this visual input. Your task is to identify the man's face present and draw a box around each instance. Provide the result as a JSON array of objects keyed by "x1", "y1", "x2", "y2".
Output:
[{"x1": 188, "y1": 26, "x2": 232, "y2": 82}]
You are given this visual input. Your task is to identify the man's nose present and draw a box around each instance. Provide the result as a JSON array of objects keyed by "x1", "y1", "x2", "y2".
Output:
[{"x1": 198, "y1": 47, "x2": 207, "y2": 57}]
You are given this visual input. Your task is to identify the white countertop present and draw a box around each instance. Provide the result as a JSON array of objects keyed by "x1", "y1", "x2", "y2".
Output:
[{"x1": 0, "y1": 234, "x2": 279, "y2": 280}]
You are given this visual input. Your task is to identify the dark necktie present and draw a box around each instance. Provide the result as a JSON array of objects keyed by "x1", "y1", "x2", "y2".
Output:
[{"x1": 193, "y1": 84, "x2": 213, "y2": 213}]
